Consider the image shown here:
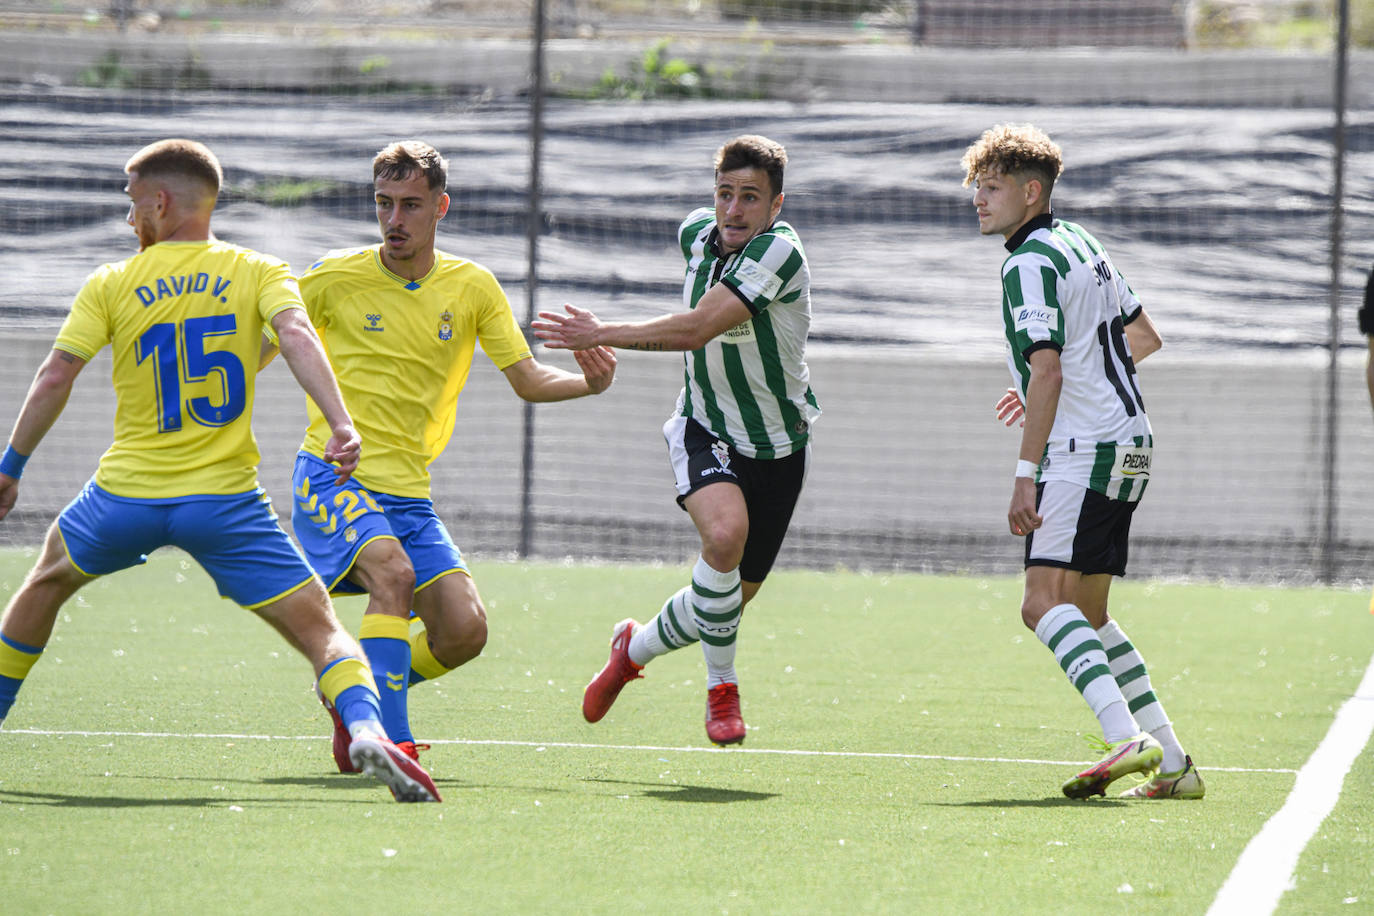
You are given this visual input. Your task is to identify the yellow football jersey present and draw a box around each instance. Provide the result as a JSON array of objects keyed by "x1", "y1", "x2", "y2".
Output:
[
  {"x1": 299, "y1": 246, "x2": 532, "y2": 498},
  {"x1": 53, "y1": 239, "x2": 304, "y2": 498}
]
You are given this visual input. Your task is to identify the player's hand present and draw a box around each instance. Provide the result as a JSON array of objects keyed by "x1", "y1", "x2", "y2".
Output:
[
  {"x1": 532, "y1": 304, "x2": 602, "y2": 350},
  {"x1": 1008, "y1": 477, "x2": 1042, "y2": 537},
  {"x1": 575, "y1": 345, "x2": 617, "y2": 395},
  {"x1": 996, "y1": 388, "x2": 1025, "y2": 427},
  {"x1": 0, "y1": 474, "x2": 17, "y2": 522},
  {"x1": 324, "y1": 423, "x2": 362, "y2": 484}
]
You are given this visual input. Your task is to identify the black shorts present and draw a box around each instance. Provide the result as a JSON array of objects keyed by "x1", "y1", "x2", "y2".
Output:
[
  {"x1": 1024, "y1": 480, "x2": 1138, "y2": 577},
  {"x1": 663, "y1": 415, "x2": 809, "y2": 584}
]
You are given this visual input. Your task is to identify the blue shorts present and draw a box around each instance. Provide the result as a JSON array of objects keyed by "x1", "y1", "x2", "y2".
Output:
[
  {"x1": 290, "y1": 452, "x2": 468, "y2": 596},
  {"x1": 56, "y1": 480, "x2": 317, "y2": 609}
]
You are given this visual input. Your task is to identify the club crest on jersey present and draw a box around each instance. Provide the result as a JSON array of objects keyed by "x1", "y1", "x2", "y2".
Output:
[
  {"x1": 438, "y1": 310, "x2": 453, "y2": 341},
  {"x1": 363, "y1": 313, "x2": 384, "y2": 332}
]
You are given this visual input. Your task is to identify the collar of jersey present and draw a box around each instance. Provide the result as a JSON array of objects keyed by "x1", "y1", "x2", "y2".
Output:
[
  {"x1": 372, "y1": 245, "x2": 436, "y2": 291},
  {"x1": 144, "y1": 239, "x2": 214, "y2": 250},
  {"x1": 1004, "y1": 212, "x2": 1055, "y2": 253}
]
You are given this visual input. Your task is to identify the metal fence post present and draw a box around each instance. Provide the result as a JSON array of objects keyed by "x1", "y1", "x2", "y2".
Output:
[
  {"x1": 520, "y1": 0, "x2": 548, "y2": 559},
  {"x1": 1321, "y1": 0, "x2": 1350, "y2": 583}
]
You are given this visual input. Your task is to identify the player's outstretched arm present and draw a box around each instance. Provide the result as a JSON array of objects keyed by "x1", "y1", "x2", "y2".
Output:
[
  {"x1": 501, "y1": 346, "x2": 617, "y2": 403},
  {"x1": 533, "y1": 286, "x2": 752, "y2": 353},
  {"x1": 0, "y1": 349, "x2": 87, "y2": 521},
  {"x1": 271, "y1": 308, "x2": 360, "y2": 483}
]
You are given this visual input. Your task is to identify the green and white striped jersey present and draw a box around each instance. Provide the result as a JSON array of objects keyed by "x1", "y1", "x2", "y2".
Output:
[
  {"x1": 674, "y1": 207, "x2": 820, "y2": 459},
  {"x1": 1001, "y1": 215, "x2": 1152, "y2": 501}
]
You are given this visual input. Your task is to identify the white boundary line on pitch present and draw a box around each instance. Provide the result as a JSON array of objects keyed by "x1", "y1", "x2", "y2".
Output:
[
  {"x1": 1207, "y1": 650, "x2": 1374, "y2": 916},
  {"x1": 0, "y1": 728, "x2": 1296, "y2": 775}
]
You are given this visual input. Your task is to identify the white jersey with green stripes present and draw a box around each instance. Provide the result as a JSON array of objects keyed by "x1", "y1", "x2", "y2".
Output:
[
  {"x1": 674, "y1": 207, "x2": 820, "y2": 459},
  {"x1": 1001, "y1": 215, "x2": 1152, "y2": 501}
]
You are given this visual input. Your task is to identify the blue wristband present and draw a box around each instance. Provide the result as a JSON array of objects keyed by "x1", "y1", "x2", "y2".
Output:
[{"x1": 0, "y1": 445, "x2": 29, "y2": 479}]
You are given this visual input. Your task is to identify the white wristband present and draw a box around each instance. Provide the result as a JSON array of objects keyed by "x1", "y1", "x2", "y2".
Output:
[{"x1": 1015, "y1": 459, "x2": 1038, "y2": 479}]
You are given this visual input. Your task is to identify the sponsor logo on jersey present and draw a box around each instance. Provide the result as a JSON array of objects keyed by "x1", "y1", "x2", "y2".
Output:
[
  {"x1": 1117, "y1": 448, "x2": 1152, "y2": 478},
  {"x1": 438, "y1": 310, "x2": 453, "y2": 341},
  {"x1": 732, "y1": 259, "x2": 783, "y2": 301},
  {"x1": 1014, "y1": 305, "x2": 1058, "y2": 333},
  {"x1": 721, "y1": 319, "x2": 755, "y2": 344},
  {"x1": 363, "y1": 313, "x2": 384, "y2": 332},
  {"x1": 134, "y1": 273, "x2": 233, "y2": 307},
  {"x1": 344, "y1": 526, "x2": 358, "y2": 543}
]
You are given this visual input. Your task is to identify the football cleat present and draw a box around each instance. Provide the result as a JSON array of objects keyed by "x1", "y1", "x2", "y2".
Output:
[
  {"x1": 315, "y1": 683, "x2": 359, "y2": 774},
  {"x1": 582, "y1": 618, "x2": 644, "y2": 723},
  {"x1": 349, "y1": 734, "x2": 442, "y2": 803},
  {"x1": 1061, "y1": 732, "x2": 1163, "y2": 799},
  {"x1": 395, "y1": 740, "x2": 430, "y2": 762},
  {"x1": 705, "y1": 683, "x2": 745, "y2": 746},
  {"x1": 1119, "y1": 755, "x2": 1206, "y2": 799}
]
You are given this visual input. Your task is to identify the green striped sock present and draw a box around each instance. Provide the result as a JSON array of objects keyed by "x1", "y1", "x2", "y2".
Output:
[{"x1": 1035, "y1": 603, "x2": 1136, "y2": 743}]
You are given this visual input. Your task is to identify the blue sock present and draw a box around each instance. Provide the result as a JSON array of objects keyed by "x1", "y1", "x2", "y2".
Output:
[
  {"x1": 359, "y1": 614, "x2": 415, "y2": 744},
  {"x1": 334, "y1": 683, "x2": 384, "y2": 732},
  {"x1": 317, "y1": 656, "x2": 384, "y2": 736},
  {"x1": 0, "y1": 674, "x2": 23, "y2": 721},
  {"x1": 0, "y1": 633, "x2": 44, "y2": 722}
]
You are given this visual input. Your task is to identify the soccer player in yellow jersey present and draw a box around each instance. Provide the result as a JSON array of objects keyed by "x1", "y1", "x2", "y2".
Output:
[
  {"x1": 288, "y1": 140, "x2": 616, "y2": 768},
  {"x1": 0, "y1": 139, "x2": 440, "y2": 802}
]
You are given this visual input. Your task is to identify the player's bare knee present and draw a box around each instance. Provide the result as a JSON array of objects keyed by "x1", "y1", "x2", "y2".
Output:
[
  {"x1": 1020, "y1": 600, "x2": 1050, "y2": 630},
  {"x1": 20, "y1": 562, "x2": 90, "y2": 608},
  {"x1": 431, "y1": 616, "x2": 486, "y2": 667},
  {"x1": 699, "y1": 530, "x2": 746, "y2": 571}
]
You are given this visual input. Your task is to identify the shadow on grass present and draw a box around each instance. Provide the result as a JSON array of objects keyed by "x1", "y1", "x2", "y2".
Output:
[
  {"x1": 0, "y1": 773, "x2": 436, "y2": 807},
  {"x1": 930, "y1": 797, "x2": 1131, "y2": 808},
  {"x1": 582, "y1": 777, "x2": 778, "y2": 804},
  {"x1": 0, "y1": 788, "x2": 292, "y2": 808}
]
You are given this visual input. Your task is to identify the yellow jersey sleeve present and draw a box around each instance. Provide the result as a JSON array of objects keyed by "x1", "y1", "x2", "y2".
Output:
[
  {"x1": 54, "y1": 264, "x2": 117, "y2": 361},
  {"x1": 53, "y1": 240, "x2": 305, "y2": 498},
  {"x1": 300, "y1": 248, "x2": 531, "y2": 498}
]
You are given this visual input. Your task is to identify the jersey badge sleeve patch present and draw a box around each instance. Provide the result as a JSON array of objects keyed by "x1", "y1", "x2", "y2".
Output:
[
  {"x1": 1013, "y1": 305, "x2": 1059, "y2": 334},
  {"x1": 732, "y1": 259, "x2": 784, "y2": 302}
]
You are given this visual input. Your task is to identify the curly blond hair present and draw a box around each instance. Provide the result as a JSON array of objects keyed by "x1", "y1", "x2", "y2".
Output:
[{"x1": 960, "y1": 124, "x2": 1063, "y2": 195}]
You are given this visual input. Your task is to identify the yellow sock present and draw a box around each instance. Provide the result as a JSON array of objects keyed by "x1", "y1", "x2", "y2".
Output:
[{"x1": 409, "y1": 624, "x2": 455, "y2": 684}]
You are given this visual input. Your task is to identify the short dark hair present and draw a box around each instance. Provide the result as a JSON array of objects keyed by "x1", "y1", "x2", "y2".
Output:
[
  {"x1": 124, "y1": 139, "x2": 223, "y2": 196},
  {"x1": 373, "y1": 140, "x2": 447, "y2": 192},
  {"x1": 714, "y1": 135, "x2": 787, "y2": 198}
]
